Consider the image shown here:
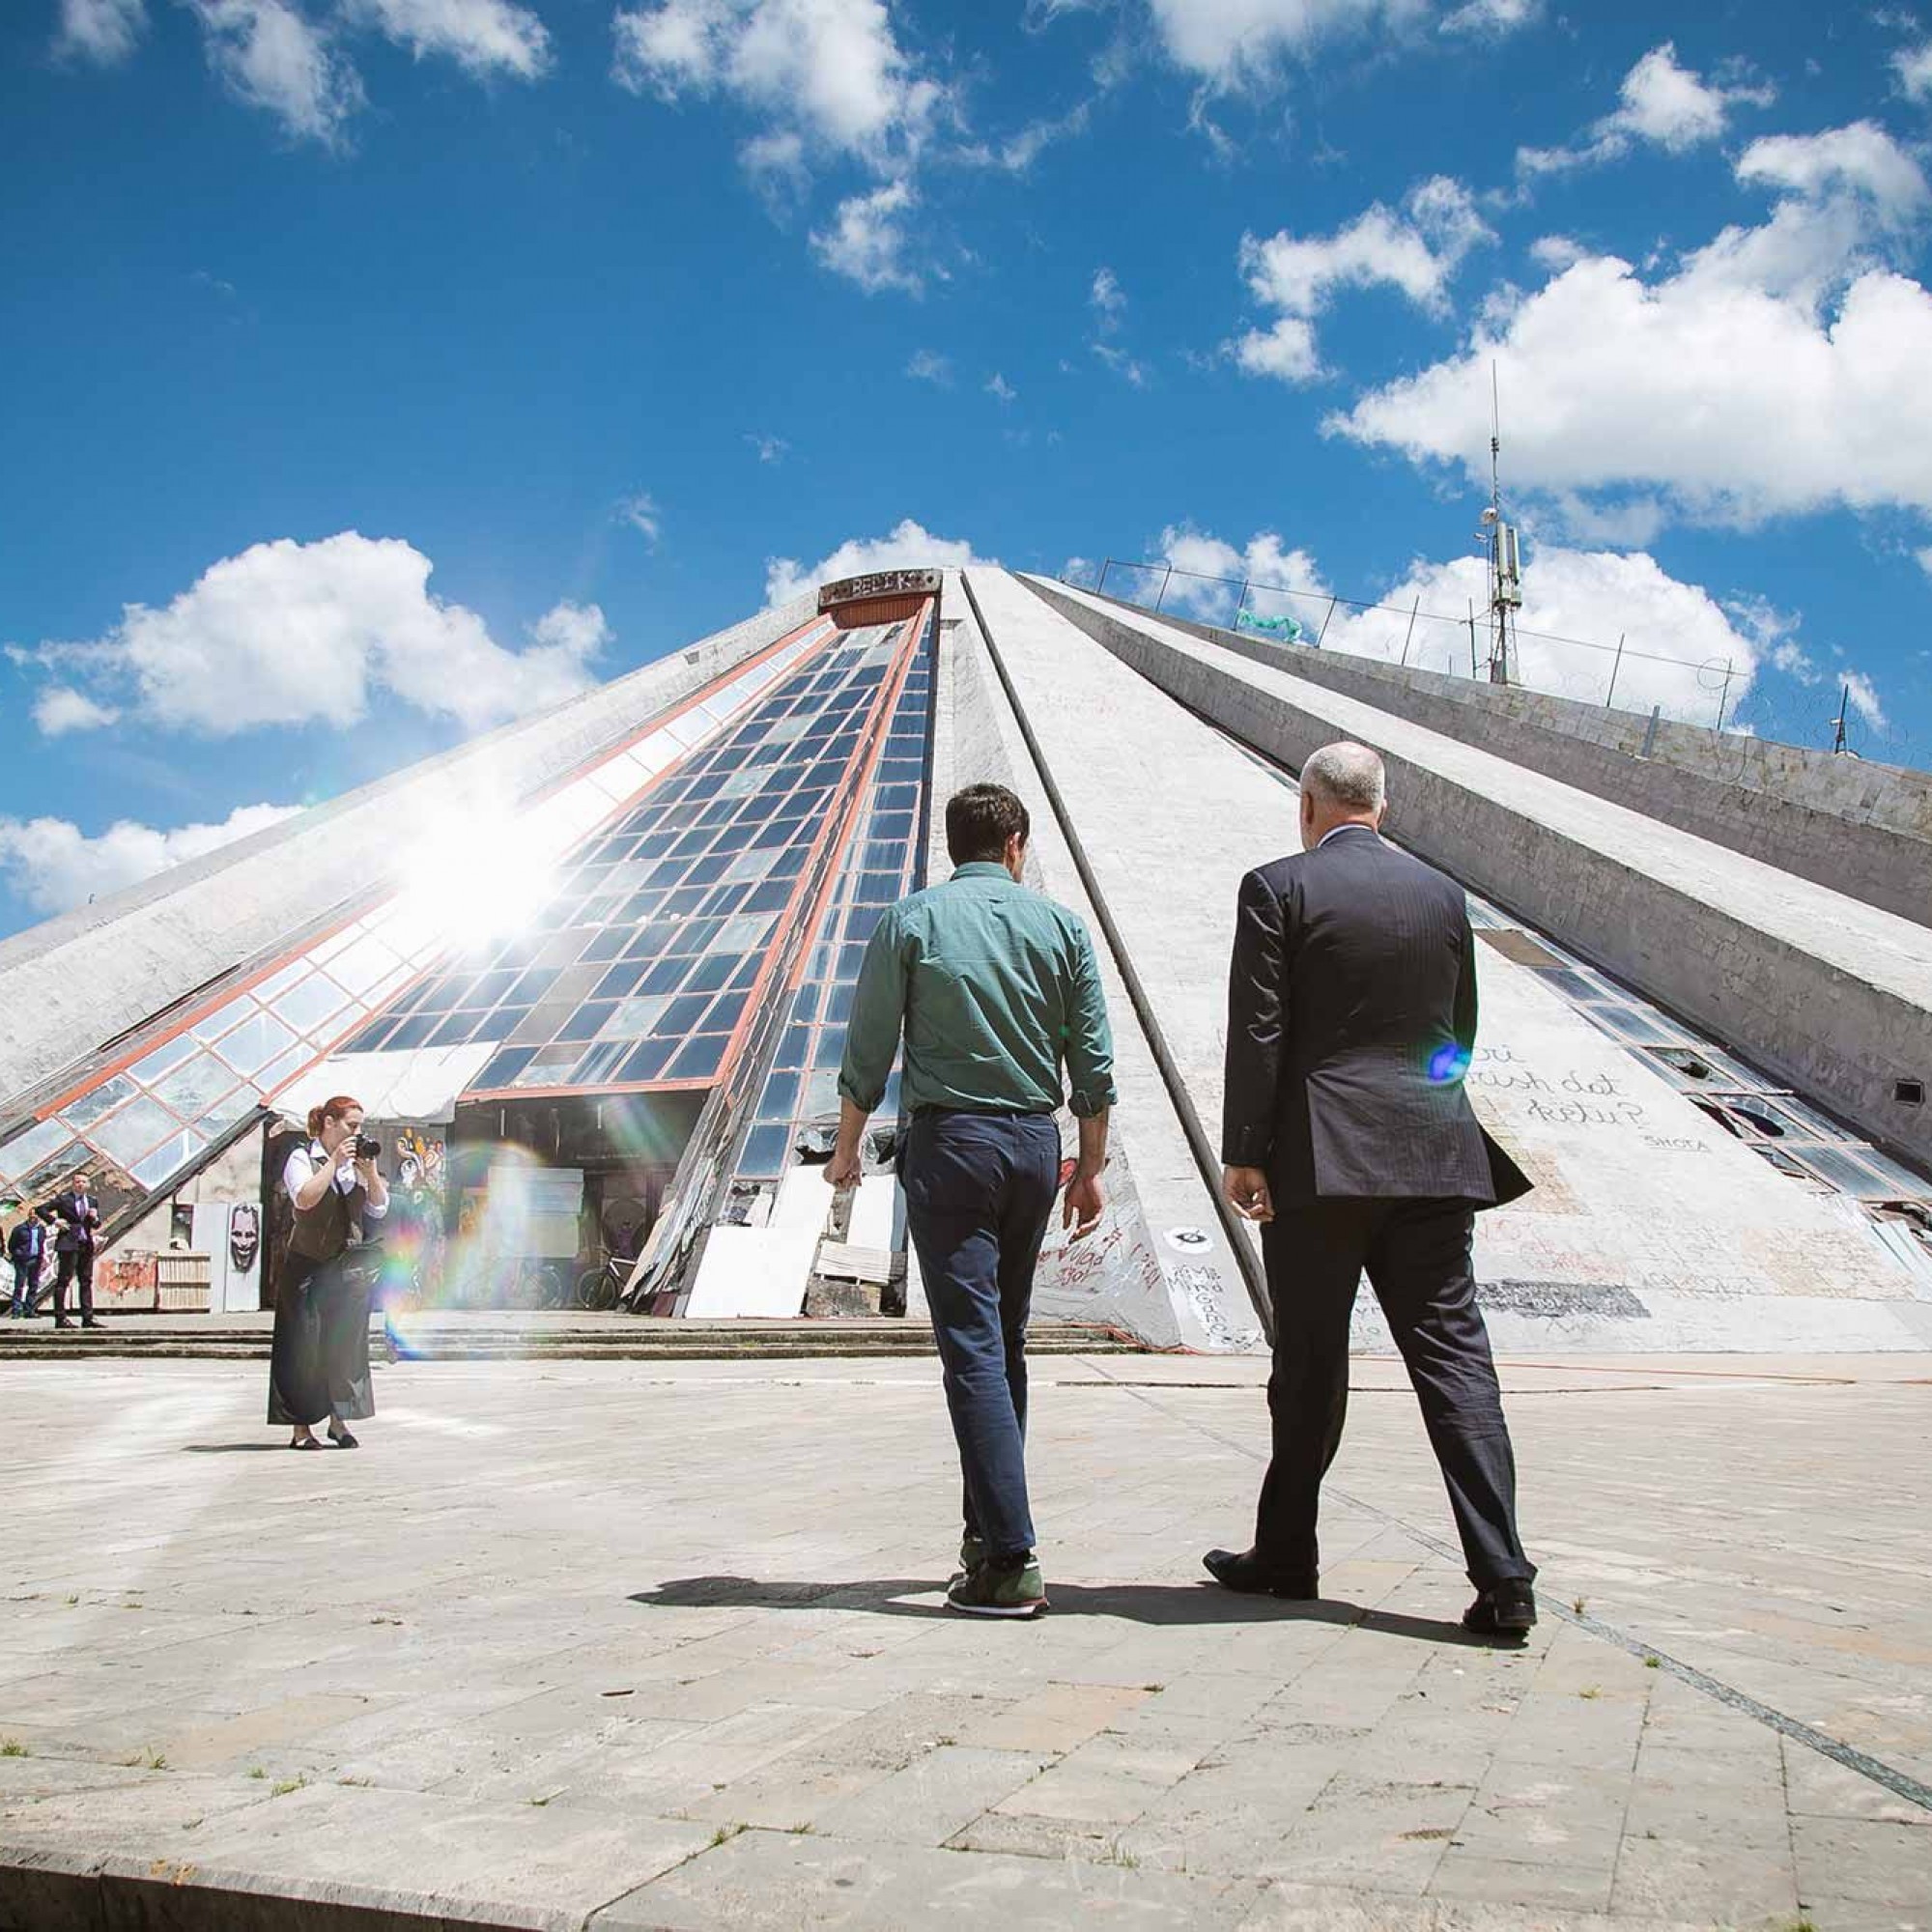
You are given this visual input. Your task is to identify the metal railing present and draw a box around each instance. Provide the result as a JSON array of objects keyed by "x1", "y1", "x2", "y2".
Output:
[{"x1": 1072, "y1": 556, "x2": 1928, "y2": 773}]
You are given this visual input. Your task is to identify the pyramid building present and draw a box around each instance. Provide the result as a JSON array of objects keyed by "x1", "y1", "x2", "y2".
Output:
[{"x1": 1, "y1": 565, "x2": 1928, "y2": 1351}]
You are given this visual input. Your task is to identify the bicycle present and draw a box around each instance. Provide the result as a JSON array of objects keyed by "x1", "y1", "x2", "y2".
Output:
[
  {"x1": 495, "y1": 1255, "x2": 569, "y2": 1310},
  {"x1": 573, "y1": 1248, "x2": 635, "y2": 1311}
]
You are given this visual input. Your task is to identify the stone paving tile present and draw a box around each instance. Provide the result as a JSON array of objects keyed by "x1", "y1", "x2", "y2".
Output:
[
  {"x1": 953, "y1": 1679, "x2": 1152, "y2": 1752},
  {"x1": 1791, "y1": 1816, "x2": 1932, "y2": 1908},
  {"x1": 989, "y1": 1731, "x2": 1201, "y2": 1826},
  {"x1": 807, "y1": 1743, "x2": 1050, "y2": 1845},
  {"x1": 4, "y1": 1354, "x2": 1931, "y2": 1929},
  {"x1": 592, "y1": 1825, "x2": 1267, "y2": 1929},
  {"x1": 1258, "y1": 1770, "x2": 1476, "y2": 1894},
  {"x1": 1606, "y1": 1829, "x2": 1800, "y2": 1923}
]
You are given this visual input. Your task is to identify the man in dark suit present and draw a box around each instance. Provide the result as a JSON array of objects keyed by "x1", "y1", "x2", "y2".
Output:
[
  {"x1": 1208, "y1": 742, "x2": 1538, "y2": 1635},
  {"x1": 41, "y1": 1171, "x2": 105, "y2": 1330}
]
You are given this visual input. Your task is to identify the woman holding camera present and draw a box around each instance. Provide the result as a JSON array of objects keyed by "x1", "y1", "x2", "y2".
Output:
[{"x1": 270, "y1": 1094, "x2": 388, "y2": 1450}]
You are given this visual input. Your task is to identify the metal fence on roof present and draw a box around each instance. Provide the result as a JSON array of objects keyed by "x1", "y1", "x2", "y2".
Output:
[{"x1": 1072, "y1": 557, "x2": 1930, "y2": 777}]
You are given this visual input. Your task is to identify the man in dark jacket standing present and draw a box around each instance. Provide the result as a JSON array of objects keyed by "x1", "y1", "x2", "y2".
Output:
[
  {"x1": 8, "y1": 1206, "x2": 47, "y2": 1319},
  {"x1": 42, "y1": 1172, "x2": 105, "y2": 1330},
  {"x1": 1208, "y1": 742, "x2": 1538, "y2": 1635}
]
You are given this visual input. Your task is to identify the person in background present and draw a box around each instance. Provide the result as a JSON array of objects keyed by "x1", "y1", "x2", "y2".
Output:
[
  {"x1": 1210, "y1": 742, "x2": 1538, "y2": 1637},
  {"x1": 40, "y1": 1171, "x2": 104, "y2": 1330},
  {"x1": 7, "y1": 1203, "x2": 46, "y2": 1319},
  {"x1": 270, "y1": 1096, "x2": 388, "y2": 1450},
  {"x1": 829, "y1": 782, "x2": 1115, "y2": 1619}
]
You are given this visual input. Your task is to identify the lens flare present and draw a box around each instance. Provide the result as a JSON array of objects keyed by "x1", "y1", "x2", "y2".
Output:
[{"x1": 1427, "y1": 1043, "x2": 1472, "y2": 1086}]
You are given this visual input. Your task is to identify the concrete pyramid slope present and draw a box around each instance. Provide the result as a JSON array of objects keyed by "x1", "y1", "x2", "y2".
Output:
[
  {"x1": 959, "y1": 567, "x2": 1930, "y2": 1351},
  {"x1": 0, "y1": 559, "x2": 1925, "y2": 1352}
]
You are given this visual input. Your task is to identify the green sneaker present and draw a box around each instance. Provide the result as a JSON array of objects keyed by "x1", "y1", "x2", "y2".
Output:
[
  {"x1": 946, "y1": 1555, "x2": 1048, "y2": 1618},
  {"x1": 950, "y1": 1535, "x2": 985, "y2": 1584}
]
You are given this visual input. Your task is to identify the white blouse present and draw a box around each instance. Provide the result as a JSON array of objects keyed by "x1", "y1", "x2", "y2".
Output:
[{"x1": 282, "y1": 1141, "x2": 388, "y2": 1218}]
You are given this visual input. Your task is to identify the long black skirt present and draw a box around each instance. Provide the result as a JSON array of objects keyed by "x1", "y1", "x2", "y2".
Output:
[{"x1": 268, "y1": 1250, "x2": 376, "y2": 1427}]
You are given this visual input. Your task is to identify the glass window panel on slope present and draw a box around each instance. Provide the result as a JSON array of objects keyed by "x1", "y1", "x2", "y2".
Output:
[
  {"x1": 212, "y1": 1010, "x2": 300, "y2": 1076},
  {"x1": 271, "y1": 972, "x2": 353, "y2": 1036},
  {"x1": 150, "y1": 1052, "x2": 241, "y2": 1122},
  {"x1": 132, "y1": 1129, "x2": 209, "y2": 1192},
  {"x1": 0, "y1": 1117, "x2": 75, "y2": 1182},
  {"x1": 92, "y1": 1095, "x2": 183, "y2": 1167},
  {"x1": 60, "y1": 1074, "x2": 138, "y2": 1132},
  {"x1": 127, "y1": 1033, "x2": 198, "y2": 1086}
]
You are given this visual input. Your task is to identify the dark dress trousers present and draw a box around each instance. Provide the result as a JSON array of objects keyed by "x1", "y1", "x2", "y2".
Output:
[
  {"x1": 1223, "y1": 824, "x2": 1535, "y2": 1588},
  {"x1": 42, "y1": 1190, "x2": 101, "y2": 1323}
]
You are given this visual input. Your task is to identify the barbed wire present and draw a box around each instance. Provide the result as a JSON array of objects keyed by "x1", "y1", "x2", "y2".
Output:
[{"x1": 1069, "y1": 557, "x2": 1930, "y2": 777}]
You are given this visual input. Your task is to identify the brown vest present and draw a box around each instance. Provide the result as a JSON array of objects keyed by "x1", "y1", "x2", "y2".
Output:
[{"x1": 287, "y1": 1153, "x2": 366, "y2": 1264}]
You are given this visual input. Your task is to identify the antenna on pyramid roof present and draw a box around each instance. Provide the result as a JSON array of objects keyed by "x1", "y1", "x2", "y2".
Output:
[{"x1": 1482, "y1": 359, "x2": 1520, "y2": 687}]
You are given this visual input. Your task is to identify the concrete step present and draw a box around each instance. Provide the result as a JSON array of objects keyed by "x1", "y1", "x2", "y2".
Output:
[{"x1": 0, "y1": 1317, "x2": 1150, "y2": 1362}]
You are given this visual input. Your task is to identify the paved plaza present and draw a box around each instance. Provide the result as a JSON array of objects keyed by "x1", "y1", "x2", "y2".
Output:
[{"x1": 2, "y1": 1348, "x2": 1929, "y2": 1929}]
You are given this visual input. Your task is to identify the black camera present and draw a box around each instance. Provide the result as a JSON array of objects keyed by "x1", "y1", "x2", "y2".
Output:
[{"x1": 355, "y1": 1135, "x2": 383, "y2": 1160}]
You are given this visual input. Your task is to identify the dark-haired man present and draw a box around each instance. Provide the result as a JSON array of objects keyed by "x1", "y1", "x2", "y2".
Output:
[
  {"x1": 1211, "y1": 742, "x2": 1538, "y2": 1636},
  {"x1": 831, "y1": 781, "x2": 1115, "y2": 1618},
  {"x1": 42, "y1": 1171, "x2": 105, "y2": 1331}
]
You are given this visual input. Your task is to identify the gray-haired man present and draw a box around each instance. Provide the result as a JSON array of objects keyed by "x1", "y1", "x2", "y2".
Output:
[{"x1": 1212, "y1": 743, "x2": 1538, "y2": 1635}]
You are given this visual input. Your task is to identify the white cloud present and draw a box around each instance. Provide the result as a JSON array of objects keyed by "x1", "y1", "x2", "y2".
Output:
[
  {"x1": 339, "y1": 0, "x2": 552, "y2": 78},
  {"x1": 1232, "y1": 316, "x2": 1321, "y2": 382},
  {"x1": 185, "y1": 0, "x2": 365, "y2": 146},
  {"x1": 764, "y1": 518, "x2": 991, "y2": 607},
  {"x1": 1439, "y1": 0, "x2": 1537, "y2": 36},
  {"x1": 1139, "y1": 0, "x2": 1428, "y2": 93},
  {"x1": 611, "y1": 0, "x2": 947, "y2": 180},
  {"x1": 1233, "y1": 175, "x2": 1492, "y2": 383},
  {"x1": 744, "y1": 432, "x2": 789, "y2": 464},
  {"x1": 1330, "y1": 124, "x2": 1932, "y2": 527},
  {"x1": 985, "y1": 372, "x2": 1018, "y2": 404},
  {"x1": 1518, "y1": 41, "x2": 1772, "y2": 179},
  {"x1": 1093, "y1": 342, "x2": 1150, "y2": 385},
  {"x1": 905, "y1": 348, "x2": 952, "y2": 384},
  {"x1": 0, "y1": 803, "x2": 302, "y2": 917},
  {"x1": 810, "y1": 180, "x2": 922, "y2": 295},
  {"x1": 1896, "y1": 41, "x2": 1932, "y2": 101},
  {"x1": 1091, "y1": 265, "x2": 1126, "y2": 328},
  {"x1": 35, "y1": 533, "x2": 606, "y2": 737},
  {"x1": 616, "y1": 492, "x2": 663, "y2": 545},
  {"x1": 1152, "y1": 524, "x2": 1329, "y2": 620},
  {"x1": 54, "y1": 0, "x2": 148, "y2": 63},
  {"x1": 33, "y1": 688, "x2": 121, "y2": 737}
]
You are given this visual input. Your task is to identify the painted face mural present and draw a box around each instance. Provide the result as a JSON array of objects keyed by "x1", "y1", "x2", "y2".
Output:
[{"x1": 229, "y1": 1204, "x2": 261, "y2": 1275}]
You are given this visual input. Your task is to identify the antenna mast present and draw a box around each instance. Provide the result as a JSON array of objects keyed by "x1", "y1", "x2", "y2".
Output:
[{"x1": 1482, "y1": 362, "x2": 1521, "y2": 686}]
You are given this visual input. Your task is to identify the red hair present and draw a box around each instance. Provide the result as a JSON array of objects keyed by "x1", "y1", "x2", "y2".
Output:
[{"x1": 306, "y1": 1095, "x2": 362, "y2": 1139}]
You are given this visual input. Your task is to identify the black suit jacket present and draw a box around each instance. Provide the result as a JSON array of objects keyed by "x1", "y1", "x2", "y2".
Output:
[
  {"x1": 1222, "y1": 826, "x2": 1530, "y2": 1211},
  {"x1": 42, "y1": 1191, "x2": 101, "y2": 1256}
]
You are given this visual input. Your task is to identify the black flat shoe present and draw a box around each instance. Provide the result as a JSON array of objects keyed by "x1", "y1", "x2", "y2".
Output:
[
  {"x1": 1463, "y1": 1580, "x2": 1538, "y2": 1637},
  {"x1": 327, "y1": 1428, "x2": 360, "y2": 1449},
  {"x1": 289, "y1": 1437, "x2": 324, "y2": 1451},
  {"x1": 1204, "y1": 1547, "x2": 1319, "y2": 1600}
]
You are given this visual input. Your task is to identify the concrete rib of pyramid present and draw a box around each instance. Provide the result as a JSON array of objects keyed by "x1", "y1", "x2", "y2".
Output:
[{"x1": 0, "y1": 568, "x2": 1928, "y2": 1352}]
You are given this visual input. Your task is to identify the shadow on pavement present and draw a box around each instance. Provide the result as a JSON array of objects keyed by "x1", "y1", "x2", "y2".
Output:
[
  {"x1": 182, "y1": 1442, "x2": 298, "y2": 1453},
  {"x1": 629, "y1": 1576, "x2": 1485, "y2": 1643}
]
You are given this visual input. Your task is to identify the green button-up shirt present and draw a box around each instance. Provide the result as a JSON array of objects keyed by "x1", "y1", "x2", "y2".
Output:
[{"x1": 838, "y1": 862, "x2": 1118, "y2": 1120}]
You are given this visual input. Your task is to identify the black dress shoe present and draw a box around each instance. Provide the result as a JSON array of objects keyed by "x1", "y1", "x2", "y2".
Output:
[
  {"x1": 1463, "y1": 1580, "x2": 1538, "y2": 1636},
  {"x1": 81, "y1": 1319, "x2": 104, "y2": 1329},
  {"x1": 1203, "y1": 1547, "x2": 1319, "y2": 1600},
  {"x1": 327, "y1": 1426, "x2": 360, "y2": 1449},
  {"x1": 54, "y1": 1320, "x2": 74, "y2": 1330}
]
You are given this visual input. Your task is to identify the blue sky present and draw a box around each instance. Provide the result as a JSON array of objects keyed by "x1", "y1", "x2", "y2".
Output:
[{"x1": 3, "y1": 0, "x2": 1930, "y2": 939}]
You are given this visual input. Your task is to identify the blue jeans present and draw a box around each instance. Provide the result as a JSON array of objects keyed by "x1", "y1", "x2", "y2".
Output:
[
  {"x1": 10, "y1": 1259, "x2": 41, "y2": 1316},
  {"x1": 902, "y1": 1110, "x2": 1061, "y2": 1561}
]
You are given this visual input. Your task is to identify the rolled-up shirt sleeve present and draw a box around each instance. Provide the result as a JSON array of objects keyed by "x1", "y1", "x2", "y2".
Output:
[
  {"x1": 1061, "y1": 919, "x2": 1117, "y2": 1120},
  {"x1": 838, "y1": 909, "x2": 908, "y2": 1115}
]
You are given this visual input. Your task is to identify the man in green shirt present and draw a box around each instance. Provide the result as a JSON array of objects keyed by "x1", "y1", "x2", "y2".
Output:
[{"x1": 829, "y1": 782, "x2": 1115, "y2": 1617}]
